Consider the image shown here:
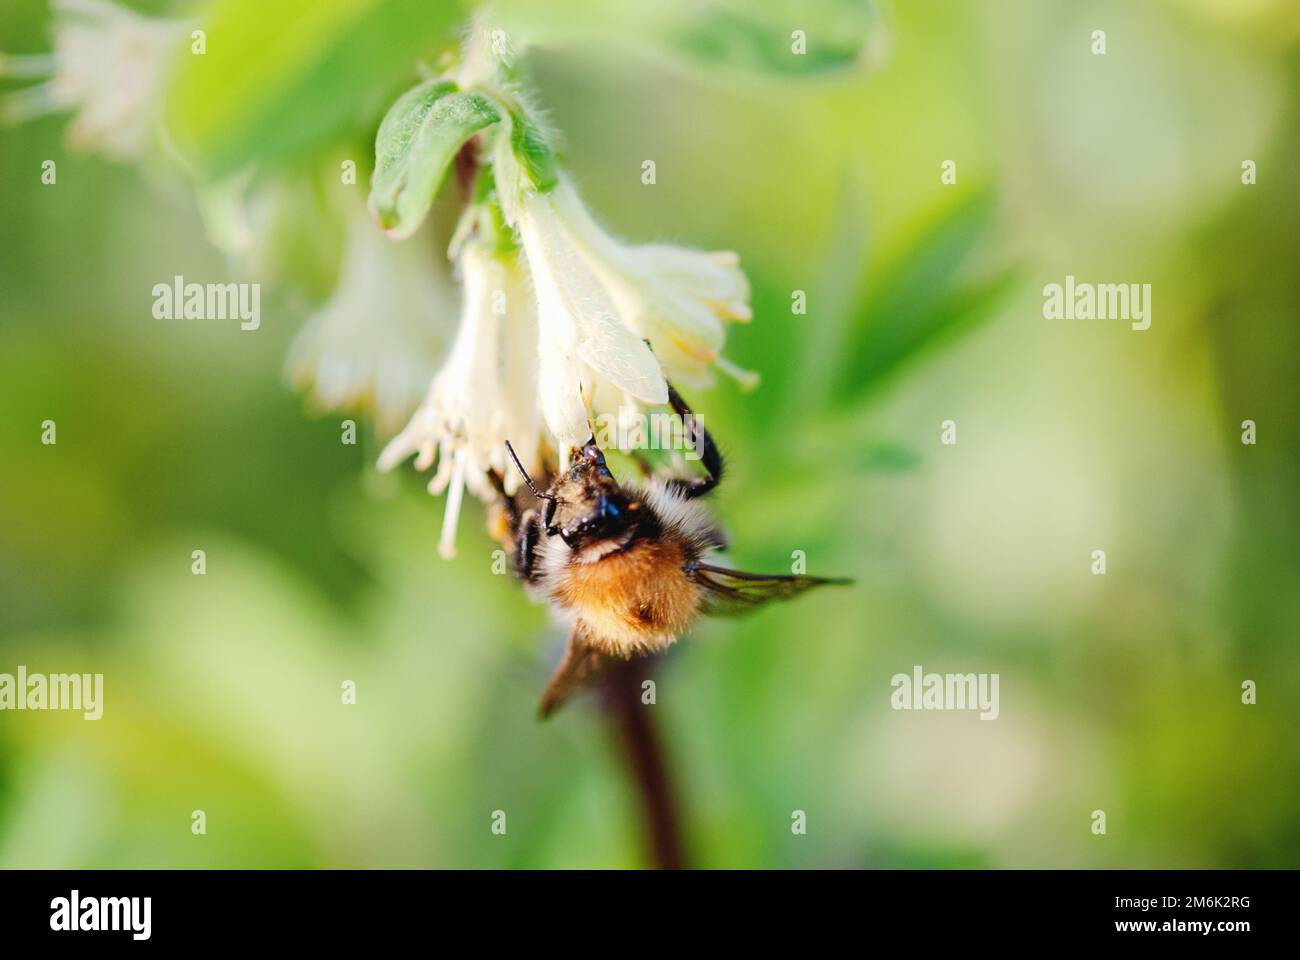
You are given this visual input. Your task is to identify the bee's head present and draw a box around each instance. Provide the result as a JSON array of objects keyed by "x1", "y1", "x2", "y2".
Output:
[
  {"x1": 505, "y1": 438, "x2": 648, "y2": 551},
  {"x1": 543, "y1": 439, "x2": 644, "y2": 549}
]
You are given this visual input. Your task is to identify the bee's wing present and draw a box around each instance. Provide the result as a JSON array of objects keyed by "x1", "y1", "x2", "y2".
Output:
[
  {"x1": 687, "y1": 562, "x2": 851, "y2": 617},
  {"x1": 538, "y1": 623, "x2": 611, "y2": 719}
]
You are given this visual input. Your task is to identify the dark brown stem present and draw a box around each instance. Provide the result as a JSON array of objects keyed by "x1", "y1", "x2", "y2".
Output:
[{"x1": 602, "y1": 658, "x2": 688, "y2": 869}]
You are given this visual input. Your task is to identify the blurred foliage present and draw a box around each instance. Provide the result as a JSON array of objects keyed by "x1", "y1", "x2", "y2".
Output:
[
  {"x1": 166, "y1": 0, "x2": 467, "y2": 178},
  {"x1": 832, "y1": 185, "x2": 1018, "y2": 404},
  {"x1": 0, "y1": 0, "x2": 1297, "y2": 868},
  {"x1": 666, "y1": 0, "x2": 885, "y2": 77}
]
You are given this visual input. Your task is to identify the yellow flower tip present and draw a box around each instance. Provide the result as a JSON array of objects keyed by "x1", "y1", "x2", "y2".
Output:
[
  {"x1": 707, "y1": 299, "x2": 753, "y2": 323},
  {"x1": 668, "y1": 333, "x2": 718, "y2": 365},
  {"x1": 707, "y1": 250, "x2": 740, "y2": 268}
]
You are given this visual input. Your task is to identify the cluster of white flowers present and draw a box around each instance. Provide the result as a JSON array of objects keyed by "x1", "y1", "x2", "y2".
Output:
[
  {"x1": 4, "y1": 4, "x2": 758, "y2": 559},
  {"x1": 357, "y1": 15, "x2": 759, "y2": 557},
  {"x1": 357, "y1": 17, "x2": 755, "y2": 557},
  {"x1": 378, "y1": 158, "x2": 755, "y2": 557}
]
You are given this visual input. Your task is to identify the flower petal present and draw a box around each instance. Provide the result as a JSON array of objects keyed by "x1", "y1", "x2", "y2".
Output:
[{"x1": 537, "y1": 334, "x2": 593, "y2": 447}]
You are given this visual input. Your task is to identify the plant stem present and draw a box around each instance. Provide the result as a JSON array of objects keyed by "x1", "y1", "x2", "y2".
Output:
[{"x1": 603, "y1": 659, "x2": 688, "y2": 869}]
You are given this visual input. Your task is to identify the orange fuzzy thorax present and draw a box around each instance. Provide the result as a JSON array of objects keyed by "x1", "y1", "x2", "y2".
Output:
[{"x1": 556, "y1": 537, "x2": 702, "y2": 656}]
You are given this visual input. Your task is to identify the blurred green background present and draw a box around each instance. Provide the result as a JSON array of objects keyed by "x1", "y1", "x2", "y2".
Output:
[{"x1": 1, "y1": 0, "x2": 1297, "y2": 868}]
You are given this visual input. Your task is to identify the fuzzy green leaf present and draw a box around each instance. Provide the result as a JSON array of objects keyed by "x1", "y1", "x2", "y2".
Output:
[
  {"x1": 510, "y1": 112, "x2": 558, "y2": 192},
  {"x1": 369, "y1": 83, "x2": 501, "y2": 238}
]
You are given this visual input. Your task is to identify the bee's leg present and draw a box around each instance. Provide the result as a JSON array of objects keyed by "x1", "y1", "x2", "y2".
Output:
[
  {"x1": 486, "y1": 468, "x2": 521, "y2": 535},
  {"x1": 515, "y1": 509, "x2": 543, "y2": 583},
  {"x1": 487, "y1": 467, "x2": 548, "y2": 583},
  {"x1": 664, "y1": 382, "x2": 723, "y2": 500}
]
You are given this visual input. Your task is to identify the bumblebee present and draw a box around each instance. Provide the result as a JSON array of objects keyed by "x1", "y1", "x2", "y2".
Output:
[{"x1": 489, "y1": 384, "x2": 849, "y2": 717}]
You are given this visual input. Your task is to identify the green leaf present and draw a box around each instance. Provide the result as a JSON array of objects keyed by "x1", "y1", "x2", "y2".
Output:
[
  {"x1": 510, "y1": 111, "x2": 558, "y2": 192},
  {"x1": 369, "y1": 82, "x2": 500, "y2": 238},
  {"x1": 834, "y1": 187, "x2": 1018, "y2": 402},
  {"x1": 165, "y1": 0, "x2": 467, "y2": 179}
]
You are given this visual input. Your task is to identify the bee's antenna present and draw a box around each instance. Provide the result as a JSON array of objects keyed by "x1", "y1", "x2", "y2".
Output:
[{"x1": 505, "y1": 440, "x2": 555, "y2": 502}]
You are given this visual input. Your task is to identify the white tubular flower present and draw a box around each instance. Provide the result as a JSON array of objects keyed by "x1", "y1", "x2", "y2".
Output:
[
  {"x1": 378, "y1": 244, "x2": 540, "y2": 558},
  {"x1": 287, "y1": 199, "x2": 452, "y2": 433},
  {"x1": 552, "y1": 179, "x2": 756, "y2": 390},
  {"x1": 509, "y1": 174, "x2": 756, "y2": 447},
  {"x1": 515, "y1": 187, "x2": 669, "y2": 447},
  {"x1": 1, "y1": 0, "x2": 186, "y2": 161},
  {"x1": 499, "y1": 264, "x2": 545, "y2": 490}
]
